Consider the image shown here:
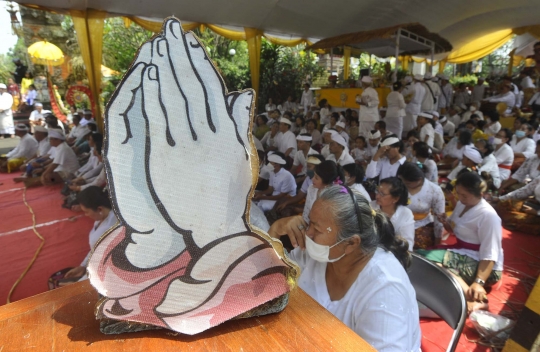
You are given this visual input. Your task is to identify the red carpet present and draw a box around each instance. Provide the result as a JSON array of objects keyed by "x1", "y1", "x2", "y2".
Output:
[{"x1": 0, "y1": 172, "x2": 538, "y2": 350}]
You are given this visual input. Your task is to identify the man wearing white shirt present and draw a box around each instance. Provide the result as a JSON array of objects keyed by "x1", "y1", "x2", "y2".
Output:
[
  {"x1": 334, "y1": 121, "x2": 349, "y2": 145},
  {"x1": 265, "y1": 98, "x2": 276, "y2": 113},
  {"x1": 1, "y1": 124, "x2": 38, "y2": 173},
  {"x1": 421, "y1": 74, "x2": 437, "y2": 113},
  {"x1": 282, "y1": 95, "x2": 297, "y2": 113},
  {"x1": 425, "y1": 73, "x2": 441, "y2": 108},
  {"x1": 254, "y1": 152, "x2": 296, "y2": 212},
  {"x1": 356, "y1": 76, "x2": 380, "y2": 138},
  {"x1": 440, "y1": 116, "x2": 455, "y2": 137},
  {"x1": 483, "y1": 112, "x2": 501, "y2": 137},
  {"x1": 453, "y1": 83, "x2": 470, "y2": 106},
  {"x1": 366, "y1": 136, "x2": 406, "y2": 180},
  {"x1": 366, "y1": 130, "x2": 381, "y2": 161},
  {"x1": 15, "y1": 126, "x2": 51, "y2": 180},
  {"x1": 276, "y1": 117, "x2": 297, "y2": 158},
  {"x1": 300, "y1": 83, "x2": 313, "y2": 113},
  {"x1": 79, "y1": 109, "x2": 95, "y2": 127},
  {"x1": 404, "y1": 74, "x2": 426, "y2": 134},
  {"x1": 292, "y1": 134, "x2": 317, "y2": 179},
  {"x1": 510, "y1": 124, "x2": 536, "y2": 159},
  {"x1": 67, "y1": 114, "x2": 88, "y2": 144},
  {"x1": 325, "y1": 133, "x2": 355, "y2": 166},
  {"x1": 486, "y1": 84, "x2": 515, "y2": 114},
  {"x1": 28, "y1": 103, "x2": 51, "y2": 131},
  {"x1": 438, "y1": 76, "x2": 453, "y2": 113},
  {"x1": 320, "y1": 130, "x2": 334, "y2": 159},
  {"x1": 471, "y1": 78, "x2": 486, "y2": 104},
  {"x1": 40, "y1": 129, "x2": 80, "y2": 185},
  {"x1": 520, "y1": 71, "x2": 535, "y2": 90}
]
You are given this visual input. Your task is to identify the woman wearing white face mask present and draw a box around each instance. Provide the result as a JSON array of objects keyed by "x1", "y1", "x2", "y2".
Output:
[
  {"x1": 492, "y1": 128, "x2": 514, "y2": 181},
  {"x1": 269, "y1": 185, "x2": 420, "y2": 351}
]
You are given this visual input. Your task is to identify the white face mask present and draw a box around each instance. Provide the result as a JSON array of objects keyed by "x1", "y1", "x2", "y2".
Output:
[
  {"x1": 305, "y1": 235, "x2": 346, "y2": 263},
  {"x1": 493, "y1": 138, "x2": 503, "y2": 145}
]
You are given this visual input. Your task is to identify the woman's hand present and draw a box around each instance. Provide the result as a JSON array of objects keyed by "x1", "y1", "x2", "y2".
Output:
[
  {"x1": 64, "y1": 266, "x2": 86, "y2": 279},
  {"x1": 268, "y1": 215, "x2": 307, "y2": 249},
  {"x1": 373, "y1": 145, "x2": 388, "y2": 161},
  {"x1": 467, "y1": 282, "x2": 487, "y2": 302}
]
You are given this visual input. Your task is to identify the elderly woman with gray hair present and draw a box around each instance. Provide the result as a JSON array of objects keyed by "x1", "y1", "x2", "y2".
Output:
[{"x1": 269, "y1": 185, "x2": 420, "y2": 351}]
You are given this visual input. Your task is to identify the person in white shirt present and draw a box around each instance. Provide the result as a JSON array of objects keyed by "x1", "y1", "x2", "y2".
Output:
[
  {"x1": 492, "y1": 128, "x2": 514, "y2": 182},
  {"x1": 475, "y1": 139, "x2": 501, "y2": 189},
  {"x1": 440, "y1": 115, "x2": 456, "y2": 137},
  {"x1": 79, "y1": 109, "x2": 95, "y2": 127},
  {"x1": 322, "y1": 112, "x2": 338, "y2": 132},
  {"x1": 292, "y1": 133, "x2": 317, "y2": 179},
  {"x1": 385, "y1": 81, "x2": 407, "y2": 138},
  {"x1": 40, "y1": 129, "x2": 80, "y2": 185},
  {"x1": 426, "y1": 73, "x2": 442, "y2": 109},
  {"x1": 397, "y1": 162, "x2": 445, "y2": 249},
  {"x1": 0, "y1": 83, "x2": 14, "y2": 136},
  {"x1": 485, "y1": 84, "x2": 515, "y2": 115},
  {"x1": 366, "y1": 136, "x2": 406, "y2": 181},
  {"x1": 320, "y1": 130, "x2": 334, "y2": 159},
  {"x1": 28, "y1": 102, "x2": 51, "y2": 131},
  {"x1": 283, "y1": 95, "x2": 297, "y2": 113},
  {"x1": 356, "y1": 76, "x2": 380, "y2": 138},
  {"x1": 471, "y1": 78, "x2": 486, "y2": 104},
  {"x1": 265, "y1": 98, "x2": 276, "y2": 113},
  {"x1": 371, "y1": 177, "x2": 415, "y2": 251},
  {"x1": 366, "y1": 130, "x2": 381, "y2": 161},
  {"x1": 510, "y1": 123, "x2": 536, "y2": 159},
  {"x1": 483, "y1": 111, "x2": 501, "y2": 137},
  {"x1": 421, "y1": 74, "x2": 438, "y2": 113},
  {"x1": 448, "y1": 105, "x2": 463, "y2": 128},
  {"x1": 351, "y1": 136, "x2": 369, "y2": 165},
  {"x1": 67, "y1": 114, "x2": 88, "y2": 145},
  {"x1": 276, "y1": 117, "x2": 297, "y2": 157},
  {"x1": 1, "y1": 123, "x2": 38, "y2": 173},
  {"x1": 417, "y1": 112, "x2": 435, "y2": 148},
  {"x1": 438, "y1": 76, "x2": 453, "y2": 113},
  {"x1": 404, "y1": 74, "x2": 426, "y2": 134},
  {"x1": 61, "y1": 187, "x2": 118, "y2": 282},
  {"x1": 326, "y1": 133, "x2": 355, "y2": 166},
  {"x1": 318, "y1": 99, "x2": 331, "y2": 127},
  {"x1": 421, "y1": 172, "x2": 503, "y2": 313},
  {"x1": 268, "y1": 185, "x2": 421, "y2": 351},
  {"x1": 447, "y1": 144, "x2": 484, "y2": 181},
  {"x1": 300, "y1": 83, "x2": 313, "y2": 113},
  {"x1": 454, "y1": 83, "x2": 471, "y2": 107},
  {"x1": 342, "y1": 163, "x2": 370, "y2": 202},
  {"x1": 300, "y1": 119, "x2": 322, "y2": 146},
  {"x1": 334, "y1": 121, "x2": 349, "y2": 145},
  {"x1": 254, "y1": 152, "x2": 297, "y2": 212},
  {"x1": 411, "y1": 141, "x2": 438, "y2": 184},
  {"x1": 500, "y1": 140, "x2": 540, "y2": 193},
  {"x1": 442, "y1": 128, "x2": 472, "y2": 162},
  {"x1": 70, "y1": 133, "x2": 104, "y2": 186},
  {"x1": 16, "y1": 126, "x2": 51, "y2": 179},
  {"x1": 430, "y1": 111, "x2": 444, "y2": 138},
  {"x1": 260, "y1": 122, "x2": 280, "y2": 151}
]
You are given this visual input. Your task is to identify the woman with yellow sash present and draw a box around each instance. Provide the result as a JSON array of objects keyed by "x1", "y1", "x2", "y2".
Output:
[{"x1": 397, "y1": 162, "x2": 446, "y2": 249}]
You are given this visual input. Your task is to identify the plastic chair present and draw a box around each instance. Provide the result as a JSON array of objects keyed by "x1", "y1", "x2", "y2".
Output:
[{"x1": 408, "y1": 253, "x2": 467, "y2": 352}]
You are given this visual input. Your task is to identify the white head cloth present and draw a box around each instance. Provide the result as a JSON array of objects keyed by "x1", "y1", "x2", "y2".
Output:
[
  {"x1": 34, "y1": 126, "x2": 48, "y2": 133},
  {"x1": 0, "y1": 84, "x2": 6, "y2": 89},
  {"x1": 424, "y1": 73, "x2": 433, "y2": 79},
  {"x1": 361, "y1": 76, "x2": 372, "y2": 83},
  {"x1": 368, "y1": 130, "x2": 381, "y2": 139},
  {"x1": 331, "y1": 133, "x2": 348, "y2": 148},
  {"x1": 380, "y1": 137, "x2": 400, "y2": 147},
  {"x1": 463, "y1": 145, "x2": 483, "y2": 164},
  {"x1": 404, "y1": 76, "x2": 413, "y2": 84},
  {"x1": 267, "y1": 153, "x2": 286, "y2": 165},
  {"x1": 418, "y1": 112, "x2": 433, "y2": 119},
  {"x1": 296, "y1": 134, "x2": 313, "y2": 142},
  {"x1": 439, "y1": 116, "x2": 447, "y2": 123},
  {"x1": 279, "y1": 117, "x2": 292, "y2": 126},
  {"x1": 48, "y1": 129, "x2": 66, "y2": 140},
  {"x1": 306, "y1": 155, "x2": 322, "y2": 165},
  {"x1": 431, "y1": 111, "x2": 440, "y2": 118},
  {"x1": 335, "y1": 121, "x2": 346, "y2": 129},
  {"x1": 35, "y1": 102, "x2": 43, "y2": 107},
  {"x1": 414, "y1": 74, "x2": 424, "y2": 81}
]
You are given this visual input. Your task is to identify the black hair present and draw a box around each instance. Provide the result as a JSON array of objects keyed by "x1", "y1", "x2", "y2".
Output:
[
  {"x1": 318, "y1": 98, "x2": 328, "y2": 108},
  {"x1": 457, "y1": 128, "x2": 472, "y2": 146},
  {"x1": 523, "y1": 123, "x2": 533, "y2": 133},
  {"x1": 406, "y1": 130, "x2": 419, "y2": 140},
  {"x1": 295, "y1": 116, "x2": 305, "y2": 126},
  {"x1": 375, "y1": 120, "x2": 386, "y2": 129},
  {"x1": 514, "y1": 117, "x2": 527, "y2": 127},
  {"x1": 476, "y1": 139, "x2": 493, "y2": 156},
  {"x1": 355, "y1": 135, "x2": 366, "y2": 143},
  {"x1": 379, "y1": 177, "x2": 409, "y2": 206},
  {"x1": 470, "y1": 114, "x2": 480, "y2": 120},
  {"x1": 305, "y1": 118, "x2": 317, "y2": 128},
  {"x1": 258, "y1": 115, "x2": 268, "y2": 124},
  {"x1": 89, "y1": 132, "x2": 103, "y2": 152},
  {"x1": 499, "y1": 128, "x2": 513, "y2": 144},
  {"x1": 315, "y1": 160, "x2": 345, "y2": 185},
  {"x1": 29, "y1": 84, "x2": 36, "y2": 89},
  {"x1": 88, "y1": 123, "x2": 98, "y2": 132},
  {"x1": 342, "y1": 163, "x2": 365, "y2": 184},
  {"x1": 393, "y1": 82, "x2": 402, "y2": 91},
  {"x1": 465, "y1": 120, "x2": 477, "y2": 128},
  {"x1": 476, "y1": 120, "x2": 487, "y2": 130},
  {"x1": 412, "y1": 141, "x2": 432, "y2": 159},
  {"x1": 77, "y1": 186, "x2": 111, "y2": 211},
  {"x1": 381, "y1": 135, "x2": 404, "y2": 153},
  {"x1": 283, "y1": 111, "x2": 293, "y2": 119},
  {"x1": 486, "y1": 110, "x2": 500, "y2": 122},
  {"x1": 330, "y1": 112, "x2": 340, "y2": 120},
  {"x1": 397, "y1": 161, "x2": 425, "y2": 182},
  {"x1": 455, "y1": 171, "x2": 487, "y2": 198}
]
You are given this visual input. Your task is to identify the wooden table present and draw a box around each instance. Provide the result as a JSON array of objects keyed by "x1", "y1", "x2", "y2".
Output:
[{"x1": 0, "y1": 281, "x2": 375, "y2": 351}]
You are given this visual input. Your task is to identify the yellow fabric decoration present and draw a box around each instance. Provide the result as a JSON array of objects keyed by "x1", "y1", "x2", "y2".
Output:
[
  {"x1": 343, "y1": 46, "x2": 351, "y2": 80},
  {"x1": 207, "y1": 24, "x2": 246, "y2": 41},
  {"x1": 263, "y1": 35, "x2": 311, "y2": 47},
  {"x1": 70, "y1": 9, "x2": 106, "y2": 130},
  {"x1": 7, "y1": 157, "x2": 26, "y2": 173},
  {"x1": 245, "y1": 28, "x2": 262, "y2": 99},
  {"x1": 438, "y1": 60, "x2": 446, "y2": 74},
  {"x1": 445, "y1": 29, "x2": 514, "y2": 64}
]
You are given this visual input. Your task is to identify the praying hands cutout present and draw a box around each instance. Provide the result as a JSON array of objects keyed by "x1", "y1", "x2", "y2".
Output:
[{"x1": 87, "y1": 18, "x2": 297, "y2": 335}]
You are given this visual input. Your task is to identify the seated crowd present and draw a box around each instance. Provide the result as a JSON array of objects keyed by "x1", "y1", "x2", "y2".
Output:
[{"x1": 3, "y1": 68, "x2": 540, "y2": 350}]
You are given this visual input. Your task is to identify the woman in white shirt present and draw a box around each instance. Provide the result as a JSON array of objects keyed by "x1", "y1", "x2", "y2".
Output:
[
  {"x1": 265, "y1": 98, "x2": 276, "y2": 113},
  {"x1": 475, "y1": 139, "x2": 501, "y2": 189},
  {"x1": 62, "y1": 186, "x2": 118, "y2": 282},
  {"x1": 269, "y1": 186, "x2": 421, "y2": 351},
  {"x1": 260, "y1": 122, "x2": 280, "y2": 151},
  {"x1": 412, "y1": 141, "x2": 438, "y2": 183},
  {"x1": 342, "y1": 163, "x2": 371, "y2": 202},
  {"x1": 385, "y1": 82, "x2": 407, "y2": 138},
  {"x1": 493, "y1": 128, "x2": 514, "y2": 182},
  {"x1": 318, "y1": 99, "x2": 331, "y2": 127},
  {"x1": 397, "y1": 162, "x2": 446, "y2": 249},
  {"x1": 371, "y1": 177, "x2": 415, "y2": 251},
  {"x1": 500, "y1": 139, "x2": 540, "y2": 192},
  {"x1": 416, "y1": 112, "x2": 435, "y2": 147},
  {"x1": 365, "y1": 136, "x2": 406, "y2": 181},
  {"x1": 418, "y1": 172, "x2": 503, "y2": 313}
]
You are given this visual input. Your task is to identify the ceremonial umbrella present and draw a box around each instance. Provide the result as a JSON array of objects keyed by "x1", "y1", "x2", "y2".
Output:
[{"x1": 27, "y1": 41, "x2": 65, "y2": 66}]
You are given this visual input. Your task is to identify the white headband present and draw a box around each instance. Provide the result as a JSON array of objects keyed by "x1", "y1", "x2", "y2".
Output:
[
  {"x1": 331, "y1": 133, "x2": 348, "y2": 148},
  {"x1": 296, "y1": 135, "x2": 313, "y2": 142},
  {"x1": 268, "y1": 153, "x2": 286, "y2": 165},
  {"x1": 368, "y1": 130, "x2": 381, "y2": 139},
  {"x1": 279, "y1": 117, "x2": 292, "y2": 126},
  {"x1": 306, "y1": 156, "x2": 322, "y2": 165},
  {"x1": 35, "y1": 102, "x2": 43, "y2": 107},
  {"x1": 34, "y1": 126, "x2": 48, "y2": 133},
  {"x1": 15, "y1": 124, "x2": 28, "y2": 131},
  {"x1": 431, "y1": 111, "x2": 440, "y2": 118},
  {"x1": 380, "y1": 137, "x2": 400, "y2": 147},
  {"x1": 439, "y1": 116, "x2": 447, "y2": 123},
  {"x1": 48, "y1": 129, "x2": 65, "y2": 140},
  {"x1": 463, "y1": 145, "x2": 483, "y2": 164},
  {"x1": 418, "y1": 112, "x2": 433, "y2": 119},
  {"x1": 336, "y1": 121, "x2": 346, "y2": 129}
]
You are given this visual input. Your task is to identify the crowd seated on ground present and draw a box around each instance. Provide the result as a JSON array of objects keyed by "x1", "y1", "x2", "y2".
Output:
[{"x1": 4, "y1": 62, "x2": 540, "y2": 348}]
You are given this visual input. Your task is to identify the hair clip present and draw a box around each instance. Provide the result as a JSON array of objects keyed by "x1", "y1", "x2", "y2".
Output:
[
  {"x1": 339, "y1": 186, "x2": 348, "y2": 194},
  {"x1": 333, "y1": 178, "x2": 343, "y2": 185}
]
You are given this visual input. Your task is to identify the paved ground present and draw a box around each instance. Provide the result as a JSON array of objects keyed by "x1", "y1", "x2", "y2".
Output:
[{"x1": 0, "y1": 137, "x2": 19, "y2": 155}]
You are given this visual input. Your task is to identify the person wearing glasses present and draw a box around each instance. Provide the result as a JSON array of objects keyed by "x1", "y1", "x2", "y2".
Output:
[{"x1": 268, "y1": 185, "x2": 420, "y2": 352}]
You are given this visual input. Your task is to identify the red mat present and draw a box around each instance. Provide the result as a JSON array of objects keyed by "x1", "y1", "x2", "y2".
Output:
[{"x1": 0, "y1": 172, "x2": 538, "y2": 351}]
